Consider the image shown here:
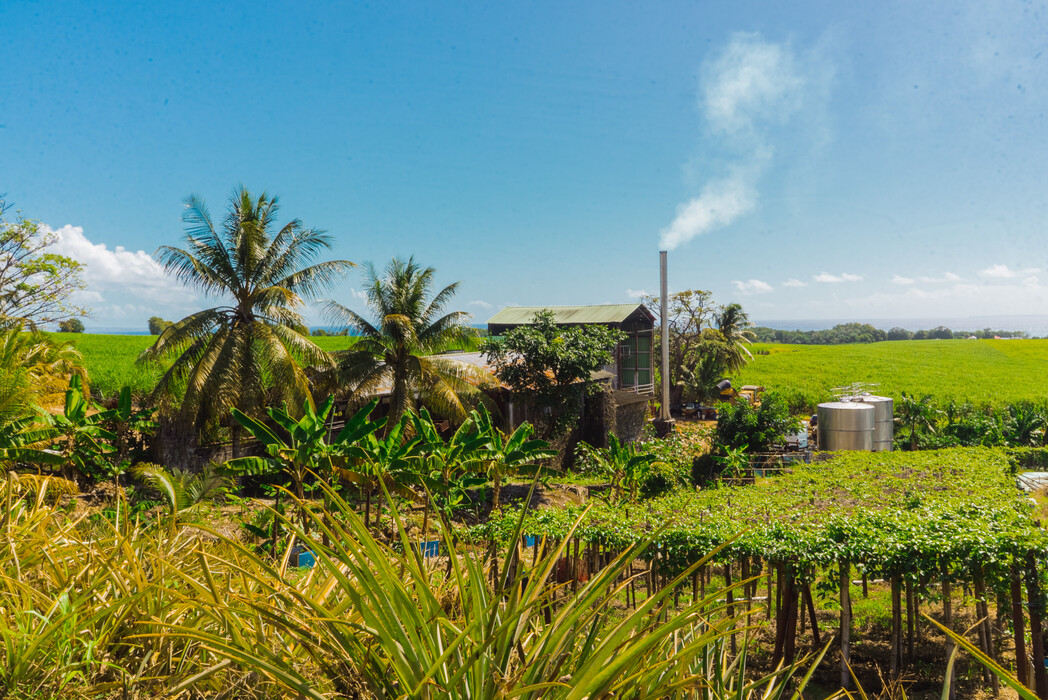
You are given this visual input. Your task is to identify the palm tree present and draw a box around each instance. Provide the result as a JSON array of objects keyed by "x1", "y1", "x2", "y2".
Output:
[
  {"x1": 138, "y1": 187, "x2": 353, "y2": 451},
  {"x1": 323, "y1": 257, "x2": 495, "y2": 430},
  {"x1": 715, "y1": 303, "x2": 756, "y2": 373}
]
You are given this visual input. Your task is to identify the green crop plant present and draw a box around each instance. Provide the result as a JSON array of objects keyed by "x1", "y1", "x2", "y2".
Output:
[{"x1": 161, "y1": 480, "x2": 832, "y2": 698}]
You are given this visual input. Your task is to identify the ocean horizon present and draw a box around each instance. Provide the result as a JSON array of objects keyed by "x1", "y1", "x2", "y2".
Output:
[{"x1": 79, "y1": 315, "x2": 1048, "y2": 338}]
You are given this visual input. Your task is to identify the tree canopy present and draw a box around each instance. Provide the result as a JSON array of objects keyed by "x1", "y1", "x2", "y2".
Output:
[
  {"x1": 138, "y1": 187, "x2": 354, "y2": 445},
  {"x1": 323, "y1": 257, "x2": 493, "y2": 429},
  {"x1": 0, "y1": 197, "x2": 87, "y2": 328},
  {"x1": 482, "y1": 310, "x2": 623, "y2": 438}
]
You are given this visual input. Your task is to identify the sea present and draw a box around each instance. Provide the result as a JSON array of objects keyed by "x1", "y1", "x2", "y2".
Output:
[{"x1": 82, "y1": 316, "x2": 1048, "y2": 338}]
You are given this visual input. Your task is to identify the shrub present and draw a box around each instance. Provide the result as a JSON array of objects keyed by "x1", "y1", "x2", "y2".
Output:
[{"x1": 715, "y1": 391, "x2": 798, "y2": 452}]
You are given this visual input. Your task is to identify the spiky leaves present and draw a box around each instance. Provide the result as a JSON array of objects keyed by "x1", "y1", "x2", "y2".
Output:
[{"x1": 138, "y1": 187, "x2": 354, "y2": 442}]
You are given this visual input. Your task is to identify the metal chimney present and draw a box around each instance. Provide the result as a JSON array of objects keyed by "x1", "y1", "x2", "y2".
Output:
[{"x1": 659, "y1": 250, "x2": 670, "y2": 421}]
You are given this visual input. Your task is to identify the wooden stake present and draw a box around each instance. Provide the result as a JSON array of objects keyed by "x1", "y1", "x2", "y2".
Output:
[
  {"x1": 943, "y1": 576, "x2": 955, "y2": 700},
  {"x1": 840, "y1": 560, "x2": 852, "y2": 691},
  {"x1": 890, "y1": 576, "x2": 902, "y2": 677},
  {"x1": 1026, "y1": 551, "x2": 1047, "y2": 699},
  {"x1": 1012, "y1": 563, "x2": 1029, "y2": 689}
]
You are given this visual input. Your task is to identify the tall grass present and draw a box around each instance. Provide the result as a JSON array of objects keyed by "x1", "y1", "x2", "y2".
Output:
[{"x1": 0, "y1": 473, "x2": 835, "y2": 698}]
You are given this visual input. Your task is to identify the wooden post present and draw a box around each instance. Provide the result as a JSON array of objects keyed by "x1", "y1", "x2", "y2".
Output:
[
  {"x1": 725, "y1": 560, "x2": 737, "y2": 656},
  {"x1": 767, "y1": 561, "x2": 774, "y2": 621},
  {"x1": 1026, "y1": 551, "x2": 1047, "y2": 699},
  {"x1": 840, "y1": 560, "x2": 852, "y2": 691},
  {"x1": 772, "y1": 563, "x2": 788, "y2": 668},
  {"x1": 906, "y1": 579, "x2": 916, "y2": 664},
  {"x1": 1012, "y1": 563, "x2": 1029, "y2": 689},
  {"x1": 862, "y1": 572, "x2": 868, "y2": 598},
  {"x1": 803, "y1": 579, "x2": 821, "y2": 646},
  {"x1": 784, "y1": 574, "x2": 799, "y2": 665},
  {"x1": 943, "y1": 576, "x2": 955, "y2": 700},
  {"x1": 891, "y1": 576, "x2": 902, "y2": 677},
  {"x1": 974, "y1": 569, "x2": 998, "y2": 692}
]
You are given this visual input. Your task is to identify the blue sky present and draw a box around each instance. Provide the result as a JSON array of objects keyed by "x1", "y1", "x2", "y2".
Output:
[{"x1": 2, "y1": 1, "x2": 1046, "y2": 330}]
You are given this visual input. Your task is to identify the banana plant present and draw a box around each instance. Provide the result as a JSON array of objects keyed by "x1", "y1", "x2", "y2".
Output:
[
  {"x1": 337, "y1": 410, "x2": 419, "y2": 531},
  {"x1": 473, "y1": 405, "x2": 553, "y2": 510},
  {"x1": 603, "y1": 433, "x2": 657, "y2": 503},
  {"x1": 410, "y1": 408, "x2": 489, "y2": 530},
  {"x1": 40, "y1": 376, "x2": 117, "y2": 483},
  {"x1": 223, "y1": 397, "x2": 386, "y2": 534}
]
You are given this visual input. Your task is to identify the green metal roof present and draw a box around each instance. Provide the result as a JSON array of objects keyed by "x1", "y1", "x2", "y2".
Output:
[{"x1": 487, "y1": 304, "x2": 648, "y2": 326}]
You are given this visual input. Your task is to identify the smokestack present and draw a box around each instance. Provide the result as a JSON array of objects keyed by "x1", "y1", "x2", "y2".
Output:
[{"x1": 660, "y1": 250, "x2": 670, "y2": 420}]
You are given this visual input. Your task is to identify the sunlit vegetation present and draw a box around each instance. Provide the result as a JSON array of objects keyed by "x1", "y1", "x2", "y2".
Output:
[{"x1": 736, "y1": 339, "x2": 1048, "y2": 411}]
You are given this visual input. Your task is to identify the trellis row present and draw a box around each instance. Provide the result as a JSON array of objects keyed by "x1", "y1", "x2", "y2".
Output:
[{"x1": 478, "y1": 447, "x2": 1048, "y2": 695}]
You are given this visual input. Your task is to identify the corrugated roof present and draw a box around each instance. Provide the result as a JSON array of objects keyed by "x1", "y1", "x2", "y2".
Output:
[{"x1": 487, "y1": 304, "x2": 647, "y2": 326}]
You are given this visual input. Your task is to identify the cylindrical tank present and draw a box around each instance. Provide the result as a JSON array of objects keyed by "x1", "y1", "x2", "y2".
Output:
[
  {"x1": 855, "y1": 394, "x2": 893, "y2": 452},
  {"x1": 817, "y1": 401, "x2": 875, "y2": 451}
]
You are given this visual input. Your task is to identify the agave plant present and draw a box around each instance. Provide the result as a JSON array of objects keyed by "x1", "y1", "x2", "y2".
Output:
[{"x1": 158, "y1": 482, "x2": 830, "y2": 699}]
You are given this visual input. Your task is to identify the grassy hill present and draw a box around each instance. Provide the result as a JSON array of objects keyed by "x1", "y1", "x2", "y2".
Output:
[{"x1": 735, "y1": 338, "x2": 1048, "y2": 411}]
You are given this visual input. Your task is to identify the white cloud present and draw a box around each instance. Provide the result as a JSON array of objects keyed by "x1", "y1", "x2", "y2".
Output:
[
  {"x1": 732, "y1": 278, "x2": 773, "y2": 294},
  {"x1": 892, "y1": 274, "x2": 915, "y2": 285},
  {"x1": 813, "y1": 272, "x2": 863, "y2": 283},
  {"x1": 979, "y1": 264, "x2": 1040, "y2": 279},
  {"x1": 626, "y1": 288, "x2": 649, "y2": 299},
  {"x1": 918, "y1": 272, "x2": 962, "y2": 283},
  {"x1": 47, "y1": 224, "x2": 200, "y2": 329},
  {"x1": 467, "y1": 299, "x2": 493, "y2": 309},
  {"x1": 782, "y1": 278, "x2": 808, "y2": 288}
]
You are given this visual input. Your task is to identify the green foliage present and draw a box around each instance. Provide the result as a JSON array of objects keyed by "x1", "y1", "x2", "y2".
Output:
[
  {"x1": 473, "y1": 403, "x2": 554, "y2": 508},
  {"x1": 736, "y1": 338, "x2": 1048, "y2": 411},
  {"x1": 715, "y1": 392, "x2": 797, "y2": 453},
  {"x1": 643, "y1": 291, "x2": 755, "y2": 405},
  {"x1": 161, "y1": 481, "x2": 827, "y2": 699},
  {"x1": 132, "y1": 462, "x2": 233, "y2": 527},
  {"x1": 483, "y1": 309, "x2": 624, "y2": 438},
  {"x1": 56, "y1": 318, "x2": 84, "y2": 333},
  {"x1": 146, "y1": 316, "x2": 171, "y2": 335},
  {"x1": 138, "y1": 186, "x2": 354, "y2": 440},
  {"x1": 323, "y1": 256, "x2": 491, "y2": 428},
  {"x1": 40, "y1": 375, "x2": 118, "y2": 481},
  {"x1": 0, "y1": 199, "x2": 88, "y2": 327},
  {"x1": 484, "y1": 447, "x2": 1041, "y2": 589}
]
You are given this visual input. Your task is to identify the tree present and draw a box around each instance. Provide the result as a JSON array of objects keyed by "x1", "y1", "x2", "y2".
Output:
[
  {"x1": 58, "y1": 318, "x2": 85, "y2": 333},
  {"x1": 894, "y1": 392, "x2": 939, "y2": 451},
  {"x1": 0, "y1": 197, "x2": 87, "y2": 327},
  {"x1": 482, "y1": 310, "x2": 624, "y2": 439},
  {"x1": 0, "y1": 324, "x2": 87, "y2": 419},
  {"x1": 644, "y1": 290, "x2": 755, "y2": 404},
  {"x1": 473, "y1": 404, "x2": 553, "y2": 509},
  {"x1": 138, "y1": 187, "x2": 354, "y2": 449},
  {"x1": 715, "y1": 303, "x2": 756, "y2": 373},
  {"x1": 323, "y1": 257, "x2": 494, "y2": 430},
  {"x1": 147, "y1": 316, "x2": 172, "y2": 335}
]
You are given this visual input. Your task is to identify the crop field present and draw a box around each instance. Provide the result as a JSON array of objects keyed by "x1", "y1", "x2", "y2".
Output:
[
  {"x1": 48, "y1": 333, "x2": 358, "y2": 399},
  {"x1": 735, "y1": 338, "x2": 1048, "y2": 410}
]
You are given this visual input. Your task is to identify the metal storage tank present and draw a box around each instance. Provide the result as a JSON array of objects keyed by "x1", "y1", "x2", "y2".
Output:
[
  {"x1": 817, "y1": 401, "x2": 875, "y2": 451},
  {"x1": 855, "y1": 394, "x2": 893, "y2": 452}
]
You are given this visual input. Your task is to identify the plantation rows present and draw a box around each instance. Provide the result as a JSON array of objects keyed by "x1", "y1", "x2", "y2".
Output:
[{"x1": 480, "y1": 448, "x2": 1048, "y2": 692}]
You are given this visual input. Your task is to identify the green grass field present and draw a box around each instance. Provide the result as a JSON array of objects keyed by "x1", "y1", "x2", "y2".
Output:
[
  {"x1": 48, "y1": 333, "x2": 358, "y2": 399},
  {"x1": 736, "y1": 338, "x2": 1048, "y2": 410}
]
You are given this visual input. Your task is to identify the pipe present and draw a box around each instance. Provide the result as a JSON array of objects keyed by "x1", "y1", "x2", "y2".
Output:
[{"x1": 660, "y1": 250, "x2": 670, "y2": 420}]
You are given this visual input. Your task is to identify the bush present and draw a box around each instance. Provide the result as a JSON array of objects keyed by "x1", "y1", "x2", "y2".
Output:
[
  {"x1": 57, "y1": 318, "x2": 85, "y2": 333},
  {"x1": 715, "y1": 392, "x2": 798, "y2": 452}
]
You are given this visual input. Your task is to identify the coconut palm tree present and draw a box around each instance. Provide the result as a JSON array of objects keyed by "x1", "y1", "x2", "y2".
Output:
[
  {"x1": 715, "y1": 302, "x2": 756, "y2": 373},
  {"x1": 323, "y1": 257, "x2": 495, "y2": 430},
  {"x1": 138, "y1": 187, "x2": 353, "y2": 450}
]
